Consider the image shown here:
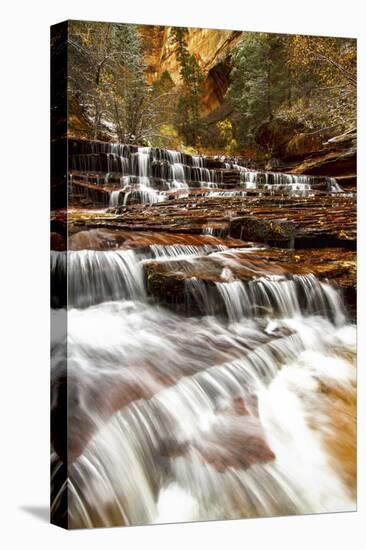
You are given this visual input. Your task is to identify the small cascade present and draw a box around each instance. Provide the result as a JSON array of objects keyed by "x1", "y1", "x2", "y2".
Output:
[
  {"x1": 192, "y1": 155, "x2": 203, "y2": 168},
  {"x1": 69, "y1": 142, "x2": 343, "y2": 209},
  {"x1": 215, "y1": 274, "x2": 346, "y2": 324},
  {"x1": 69, "y1": 143, "x2": 226, "y2": 204},
  {"x1": 109, "y1": 190, "x2": 121, "y2": 207},
  {"x1": 68, "y1": 140, "x2": 345, "y2": 206},
  {"x1": 136, "y1": 147, "x2": 152, "y2": 178},
  {"x1": 205, "y1": 190, "x2": 247, "y2": 198},
  {"x1": 52, "y1": 286, "x2": 355, "y2": 527},
  {"x1": 166, "y1": 149, "x2": 183, "y2": 164},
  {"x1": 221, "y1": 160, "x2": 344, "y2": 194},
  {"x1": 239, "y1": 169, "x2": 314, "y2": 192},
  {"x1": 149, "y1": 244, "x2": 227, "y2": 259},
  {"x1": 57, "y1": 139, "x2": 355, "y2": 527},
  {"x1": 51, "y1": 249, "x2": 146, "y2": 308},
  {"x1": 327, "y1": 177, "x2": 343, "y2": 193},
  {"x1": 263, "y1": 182, "x2": 311, "y2": 195},
  {"x1": 180, "y1": 272, "x2": 346, "y2": 323},
  {"x1": 123, "y1": 184, "x2": 166, "y2": 206}
]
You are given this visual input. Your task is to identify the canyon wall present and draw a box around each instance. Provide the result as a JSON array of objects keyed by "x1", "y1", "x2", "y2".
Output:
[{"x1": 139, "y1": 25, "x2": 242, "y2": 116}]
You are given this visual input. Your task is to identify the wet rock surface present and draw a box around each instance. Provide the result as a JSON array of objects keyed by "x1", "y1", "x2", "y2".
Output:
[
  {"x1": 143, "y1": 246, "x2": 356, "y2": 319},
  {"x1": 51, "y1": 140, "x2": 357, "y2": 527},
  {"x1": 51, "y1": 139, "x2": 357, "y2": 318},
  {"x1": 58, "y1": 192, "x2": 356, "y2": 249},
  {"x1": 230, "y1": 216, "x2": 296, "y2": 247}
]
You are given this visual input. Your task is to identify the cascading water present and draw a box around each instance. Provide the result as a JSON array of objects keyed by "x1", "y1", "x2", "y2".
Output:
[
  {"x1": 215, "y1": 274, "x2": 346, "y2": 324},
  {"x1": 109, "y1": 190, "x2": 121, "y2": 207},
  {"x1": 69, "y1": 143, "x2": 345, "y2": 209},
  {"x1": 51, "y1": 239, "x2": 356, "y2": 528},
  {"x1": 327, "y1": 177, "x2": 343, "y2": 193},
  {"x1": 58, "y1": 138, "x2": 356, "y2": 529},
  {"x1": 149, "y1": 243, "x2": 227, "y2": 259},
  {"x1": 51, "y1": 249, "x2": 146, "y2": 308}
]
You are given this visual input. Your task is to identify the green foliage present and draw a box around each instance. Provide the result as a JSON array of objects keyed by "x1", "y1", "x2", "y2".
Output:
[
  {"x1": 150, "y1": 71, "x2": 178, "y2": 146},
  {"x1": 67, "y1": 22, "x2": 357, "y2": 154},
  {"x1": 171, "y1": 27, "x2": 206, "y2": 146},
  {"x1": 227, "y1": 33, "x2": 291, "y2": 146},
  {"x1": 226, "y1": 32, "x2": 357, "y2": 153},
  {"x1": 153, "y1": 123, "x2": 180, "y2": 149},
  {"x1": 152, "y1": 71, "x2": 175, "y2": 95}
]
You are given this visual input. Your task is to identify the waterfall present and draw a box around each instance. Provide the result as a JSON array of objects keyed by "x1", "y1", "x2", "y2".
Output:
[
  {"x1": 51, "y1": 287, "x2": 355, "y2": 527},
  {"x1": 51, "y1": 240, "x2": 355, "y2": 528},
  {"x1": 69, "y1": 141, "x2": 343, "y2": 205},
  {"x1": 109, "y1": 190, "x2": 121, "y2": 207},
  {"x1": 123, "y1": 185, "x2": 166, "y2": 206},
  {"x1": 136, "y1": 147, "x2": 152, "y2": 178},
  {"x1": 192, "y1": 155, "x2": 203, "y2": 168},
  {"x1": 149, "y1": 244, "x2": 227, "y2": 259},
  {"x1": 57, "y1": 141, "x2": 355, "y2": 528},
  {"x1": 327, "y1": 177, "x2": 343, "y2": 193},
  {"x1": 51, "y1": 249, "x2": 146, "y2": 308},
  {"x1": 215, "y1": 274, "x2": 346, "y2": 324}
]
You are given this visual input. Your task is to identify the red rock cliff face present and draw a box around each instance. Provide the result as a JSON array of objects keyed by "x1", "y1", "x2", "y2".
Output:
[{"x1": 139, "y1": 25, "x2": 242, "y2": 116}]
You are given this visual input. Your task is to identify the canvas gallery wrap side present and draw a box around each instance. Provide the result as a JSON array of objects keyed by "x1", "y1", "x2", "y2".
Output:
[{"x1": 50, "y1": 19, "x2": 357, "y2": 529}]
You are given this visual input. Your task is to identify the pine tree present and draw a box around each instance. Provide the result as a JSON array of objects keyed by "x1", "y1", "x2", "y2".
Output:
[
  {"x1": 227, "y1": 33, "x2": 291, "y2": 146},
  {"x1": 171, "y1": 27, "x2": 206, "y2": 146}
]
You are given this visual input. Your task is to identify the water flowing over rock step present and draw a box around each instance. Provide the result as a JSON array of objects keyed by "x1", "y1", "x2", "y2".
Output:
[
  {"x1": 67, "y1": 138, "x2": 347, "y2": 210},
  {"x1": 52, "y1": 304, "x2": 296, "y2": 465},
  {"x1": 50, "y1": 229, "x2": 355, "y2": 317},
  {"x1": 51, "y1": 292, "x2": 356, "y2": 526},
  {"x1": 143, "y1": 246, "x2": 356, "y2": 319},
  {"x1": 66, "y1": 229, "x2": 248, "y2": 251},
  {"x1": 67, "y1": 137, "x2": 355, "y2": 180},
  {"x1": 70, "y1": 173, "x2": 340, "y2": 201},
  {"x1": 52, "y1": 139, "x2": 357, "y2": 528},
  {"x1": 68, "y1": 138, "x2": 221, "y2": 168},
  {"x1": 70, "y1": 169, "x2": 337, "y2": 189}
]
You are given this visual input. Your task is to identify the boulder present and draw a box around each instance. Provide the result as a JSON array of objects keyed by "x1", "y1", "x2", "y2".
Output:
[
  {"x1": 283, "y1": 131, "x2": 332, "y2": 161},
  {"x1": 292, "y1": 147, "x2": 356, "y2": 178},
  {"x1": 230, "y1": 216, "x2": 296, "y2": 247},
  {"x1": 281, "y1": 129, "x2": 357, "y2": 179}
]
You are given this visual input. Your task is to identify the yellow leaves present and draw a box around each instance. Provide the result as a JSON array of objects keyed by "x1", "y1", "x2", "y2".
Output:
[
  {"x1": 215, "y1": 119, "x2": 236, "y2": 153},
  {"x1": 217, "y1": 119, "x2": 232, "y2": 133},
  {"x1": 216, "y1": 119, "x2": 233, "y2": 142},
  {"x1": 225, "y1": 139, "x2": 238, "y2": 155},
  {"x1": 287, "y1": 34, "x2": 356, "y2": 90},
  {"x1": 159, "y1": 124, "x2": 179, "y2": 138}
]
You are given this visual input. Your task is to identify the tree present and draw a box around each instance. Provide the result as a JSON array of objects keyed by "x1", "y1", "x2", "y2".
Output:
[
  {"x1": 68, "y1": 21, "x2": 177, "y2": 144},
  {"x1": 216, "y1": 119, "x2": 238, "y2": 154},
  {"x1": 286, "y1": 35, "x2": 356, "y2": 131},
  {"x1": 171, "y1": 27, "x2": 206, "y2": 146},
  {"x1": 68, "y1": 21, "x2": 114, "y2": 139},
  {"x1": 227, "y1": 33, "x2": 291, "y2": 146},
  {"x1": 226, "y1": 32, "x2": 356, "y2": 152}
]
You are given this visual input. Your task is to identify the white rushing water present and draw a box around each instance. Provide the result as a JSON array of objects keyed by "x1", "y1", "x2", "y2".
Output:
[
  {"x1": 109, "y1": 190, "x2": 121, "y2": 207},
  {"x1": 71, "y1": 145, "x2": 343, "y2": 208},
  {"x1": 51, "y1": 242, "x2": 356, "y2": 528}
]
